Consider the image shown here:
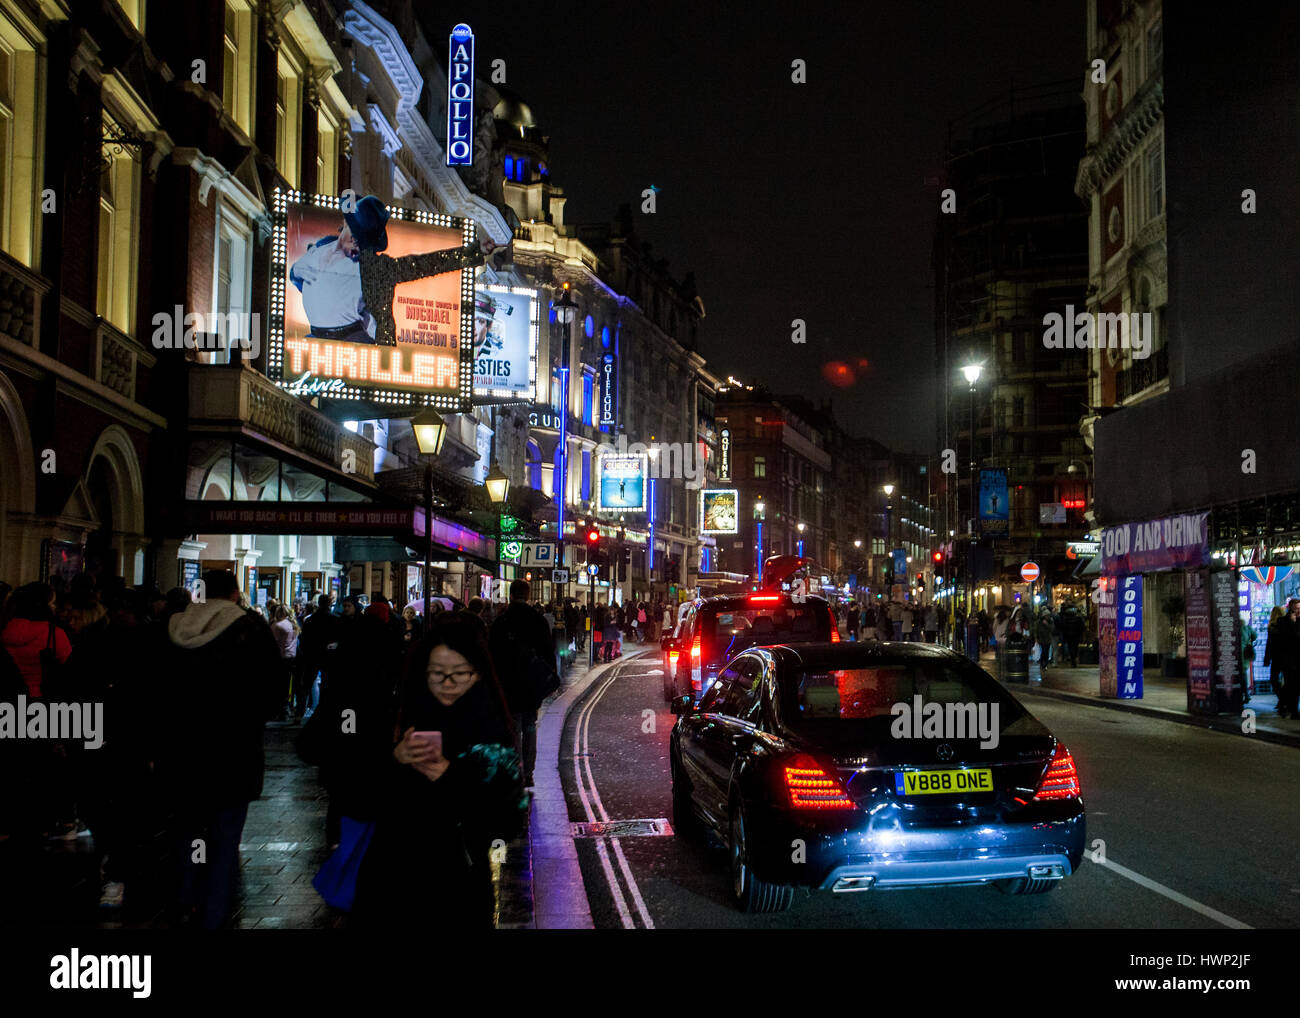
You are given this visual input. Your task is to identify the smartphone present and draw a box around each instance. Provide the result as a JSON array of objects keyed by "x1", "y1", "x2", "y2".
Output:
[{"x1": 410, "y1": 730, "x2": 443, "y2": 756}]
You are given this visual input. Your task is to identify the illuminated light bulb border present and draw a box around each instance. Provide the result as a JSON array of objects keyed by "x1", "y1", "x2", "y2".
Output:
[{"x1": 268, "y1": 188, "x2": 475, "y2": 412}]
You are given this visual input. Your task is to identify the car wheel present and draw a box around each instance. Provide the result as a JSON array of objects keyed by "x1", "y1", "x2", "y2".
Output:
[
  {"x1": 670, "y1": 755, "x2": 698, "y2": 838},
  {"x1": 729, "y1": 800, "x2": 794, "y2": 914},
  {"x1": 994, "y1": 877, "x2": 1062, "y2": 895}
]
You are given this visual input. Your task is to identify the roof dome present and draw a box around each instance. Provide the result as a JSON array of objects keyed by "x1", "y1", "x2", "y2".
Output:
[{"x1": 493, "y1": 87, "x2": 537, "y2": 129}]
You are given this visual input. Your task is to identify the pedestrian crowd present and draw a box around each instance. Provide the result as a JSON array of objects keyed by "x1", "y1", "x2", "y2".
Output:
[{"x1": 0, "y1": 571, "x2": 575, "y2": 930}]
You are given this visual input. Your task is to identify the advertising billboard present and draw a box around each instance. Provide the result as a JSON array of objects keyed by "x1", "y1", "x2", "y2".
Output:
[
  {"x1": 271, "y1": 189, "x2": 477, "y2": 411},
  {"x1": 473, "y1": 285, "x2": 538, "y2": 401},
  {"x1": 598, "y1": 353, "x2": 617, "y2": 427},
  {"x1": 700, "y1": 489, "x2": 739, "y2": 534},
  {"x1": 978, "y1": 468, "x2": 1009, "y2": 538},
  {"x1": 599, "y1": 454, "x2": 647, "y2": 511}
]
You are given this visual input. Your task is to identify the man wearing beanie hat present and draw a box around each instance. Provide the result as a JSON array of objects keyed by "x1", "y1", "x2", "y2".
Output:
[{"x1": 289, "y1": 193, "x2": 499, "y2": 347}]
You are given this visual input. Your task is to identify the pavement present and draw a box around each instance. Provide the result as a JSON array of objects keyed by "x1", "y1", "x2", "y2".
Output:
[{"x1": 979, "y1": 648, "x2": 1300, "y2": 749}]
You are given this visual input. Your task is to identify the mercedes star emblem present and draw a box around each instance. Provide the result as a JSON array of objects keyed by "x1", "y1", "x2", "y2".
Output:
[{"x1": 937, "y1": 743, "x2": 954, "y2": 761}]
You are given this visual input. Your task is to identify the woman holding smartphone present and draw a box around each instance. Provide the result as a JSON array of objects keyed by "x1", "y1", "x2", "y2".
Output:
[{"x1": 350, "y1": 613, "x2": 526, "y2": 928}]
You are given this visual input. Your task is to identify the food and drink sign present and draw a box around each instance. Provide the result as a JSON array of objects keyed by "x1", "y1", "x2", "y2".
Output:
[
  {"x1": 1184, "y1": 569, "x2": 1213, "y2": 711},
  {"x1": 1097, "y1": 577, "x2": 1118, "y2": 696},
  {"x1": 1100, "y1": 511, "x2": 1209, "y2": 574},
  {"x1": 1116, "y1": 575, "x2": 1143, "y2": 699}
]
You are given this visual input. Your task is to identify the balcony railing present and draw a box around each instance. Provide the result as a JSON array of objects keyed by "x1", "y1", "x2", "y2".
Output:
[
  {"x1": 188, "y1": 365, "x2": 375, "y2": 483},
  {"x1": 0, "y1": 251, "x2": 48, "y2": 349},
  {"x1": 1116, "y1": 345, "x2": 1169, "y2": 402}
]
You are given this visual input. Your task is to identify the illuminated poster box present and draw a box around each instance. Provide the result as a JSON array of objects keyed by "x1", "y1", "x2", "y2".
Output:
[{"x1": 270, "y1": 188, "x2": 477, "y2": 411}]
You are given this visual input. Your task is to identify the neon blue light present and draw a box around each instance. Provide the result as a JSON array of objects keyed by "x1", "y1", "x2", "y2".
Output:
[
  {"x1": 601, "y1": 325, "x2": 610, "y2": 349},
  {"x1": 504, "y1": 156, "x2": 514, "y2": 178},
  {"x1": 584, "y1": 315, "x2": 594, "y2": 338}
]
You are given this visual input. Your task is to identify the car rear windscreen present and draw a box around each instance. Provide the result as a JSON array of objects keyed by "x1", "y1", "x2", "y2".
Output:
[
  {"x1": 780, "y1": 658, "x2": 1029, "y2": 732},
  {"x1": 706, "y1": 604, "x2": 828, "y2": 660}
]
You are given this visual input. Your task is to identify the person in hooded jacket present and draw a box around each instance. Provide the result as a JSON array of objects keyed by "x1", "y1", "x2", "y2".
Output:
[
  {"x1": 349, "y1": 613, "x2": 527, "y2": 929},
  {"x1": 301, "y1": 602, "x2": 402, "y2": 847},
  {"x1": 156, "y1": 569, "x2": 282, "y2": 929}
]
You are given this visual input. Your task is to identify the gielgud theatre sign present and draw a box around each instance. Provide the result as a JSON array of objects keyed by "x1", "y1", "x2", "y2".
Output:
[{"x1": 269, "y1": 188, "x2": 494, "y2": 412}]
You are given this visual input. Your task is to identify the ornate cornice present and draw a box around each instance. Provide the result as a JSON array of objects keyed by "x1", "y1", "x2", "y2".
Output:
[{"x1": 1076, "y1": 77, "x2": 1163, "y2": 199}]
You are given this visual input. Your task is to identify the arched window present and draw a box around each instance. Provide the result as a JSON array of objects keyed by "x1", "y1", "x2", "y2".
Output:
[{"x1": 526, "y1": 439, "x2": 542, "y2": 491}]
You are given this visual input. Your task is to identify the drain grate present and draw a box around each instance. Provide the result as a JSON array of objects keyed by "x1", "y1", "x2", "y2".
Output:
[{"x1": 570, "y1": 818, "x2": 674, "y2": 838}]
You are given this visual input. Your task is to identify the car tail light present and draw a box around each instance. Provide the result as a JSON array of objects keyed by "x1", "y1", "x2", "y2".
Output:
[
  {"x1": 690, "y1": 634, "x2": 702, "y2": 692},
  {"x1": 783, "y1": 754, "x2": 854, "y2": 809},
  {"x1": 749, "y1": 594, "x2": 781, "y2": 604},
  {"x1": 668, "y1": 650, "x2": 679, "y2": 671},
  {"x1": 829, "y1": 612, "x2": 841, "y2": 642},
  {"x1": 1032, "y1": 743, "x2": 1080, "y2": 801}
]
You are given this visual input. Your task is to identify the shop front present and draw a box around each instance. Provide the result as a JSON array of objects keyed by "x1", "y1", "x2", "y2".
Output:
[{"x1": 1100, "y1": 510, "x2": 1245, "y2": 714}]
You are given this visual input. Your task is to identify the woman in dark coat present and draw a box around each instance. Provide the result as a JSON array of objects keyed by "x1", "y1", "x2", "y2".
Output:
[{"x1": 350, "y1": 614, "x2": 527, "y2": 929}]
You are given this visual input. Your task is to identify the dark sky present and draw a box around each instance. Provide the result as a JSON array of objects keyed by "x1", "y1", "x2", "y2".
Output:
[{"x1": 456, "y1": 1, "x2": 1080, "y2": 452}]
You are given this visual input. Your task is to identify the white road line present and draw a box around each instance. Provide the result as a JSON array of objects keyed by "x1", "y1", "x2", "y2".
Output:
[
  {"x1": 576, "y1": 661, "x2": 657, "y2": 930},
  {"x1": 573, "y1": 668, "x2": 635, "y2": 929},
  {"x1": 1096, "y1": 858, "x2": 1253, "y2": 929}
]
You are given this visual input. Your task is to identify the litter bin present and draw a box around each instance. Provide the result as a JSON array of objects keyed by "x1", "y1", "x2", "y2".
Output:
[{"x1": 1003, "y1": 633, "x2": 1029, "y2": 683}]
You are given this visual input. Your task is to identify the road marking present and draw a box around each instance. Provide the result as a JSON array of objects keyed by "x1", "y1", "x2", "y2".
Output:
[
  {"x1": 1095, "y1": 858, "x2": 1253, "y2": 929},
  {"x1": 580, "y1": 665, "x2": 656, "y2": 929},
  {"x1": 572, "y1": 661, "x2": 656, "y2": 929},
  {"x1": 573, "y1": 667, "x2": 635, "y2": 929}
]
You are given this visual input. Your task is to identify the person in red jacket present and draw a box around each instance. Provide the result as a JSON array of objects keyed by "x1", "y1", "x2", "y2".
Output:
[{"x1": 1, "y1": 582, "x2": 71, "y2": 698}]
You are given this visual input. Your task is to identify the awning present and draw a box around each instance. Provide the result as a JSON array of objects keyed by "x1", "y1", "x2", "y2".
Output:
[
  {"x1": 1076, "y1": 555, "x2": 1101, "y2": 577},
  {"x1": 333, "y1": 537, "x2": 417, "y2": 563}
]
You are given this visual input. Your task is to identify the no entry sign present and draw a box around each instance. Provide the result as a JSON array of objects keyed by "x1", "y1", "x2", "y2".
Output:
[{"x1": 1020, "y1": 562, "x2": 1041, "y2": 583}]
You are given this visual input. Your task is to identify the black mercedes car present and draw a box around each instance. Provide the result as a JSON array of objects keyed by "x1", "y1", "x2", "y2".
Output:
[{"x1": 668, "y1": 641, "x2": 1085, "y2": 912}]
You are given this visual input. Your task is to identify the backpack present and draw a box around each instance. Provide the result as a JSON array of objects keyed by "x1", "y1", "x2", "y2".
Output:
[{"x1": 503, "y1": 619, "x2": 559, "y2": 709}]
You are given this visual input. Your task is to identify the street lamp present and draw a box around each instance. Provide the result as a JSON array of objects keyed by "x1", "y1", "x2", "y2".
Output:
[
  {"x1": 412, "y1": 406, "x2": 448, "y2": 628},
  {"x1": 962, "y1": 362, "x2": 983, "y2": 654},
  {"x1": 485, "y1": 462, "x2": 510, "y2": 504},
  {"x1": 553, "y1": 283, "x2": 578, "y2": 569},
  {"x1": 797, "y1": 520, "x2": 806, "y2": 558}
]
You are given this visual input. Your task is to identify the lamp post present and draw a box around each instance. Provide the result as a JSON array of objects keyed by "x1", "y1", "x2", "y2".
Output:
[
  {"x1": 553, "y1": 283, "x2": 578, "y2": 570},
  {"x1": 412, "y1": 406, "x2": 448, "y2": 630},
  {"x1": 962, "y1": 362, "x2": 983, "y2": 656},
  {"x1": 797, "y1": 521, "x2": 806, "y2": 559},
  {"x1": 753, "y1": 497, "x2": 766, "y2": 586},
  {"x1": 883, "y1": 483, "x2": 895, "y2": 589}
]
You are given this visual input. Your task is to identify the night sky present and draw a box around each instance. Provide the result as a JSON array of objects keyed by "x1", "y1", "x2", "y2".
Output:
[{"x1": 457, "y1": 2, "x2": 1080, "y2": 452}]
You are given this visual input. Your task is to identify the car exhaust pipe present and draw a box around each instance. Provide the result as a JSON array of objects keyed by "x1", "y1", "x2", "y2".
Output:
[
  {"x1": 1028, "y1": 864, "x2": 1065, "y2": 880},
  {"x1": 831, "y1": 876, "x2": 876, "y2": 893}
]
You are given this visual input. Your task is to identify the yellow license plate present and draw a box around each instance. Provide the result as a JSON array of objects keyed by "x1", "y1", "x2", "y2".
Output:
[{"x1": 895, "y1": 769, "x2": 994, "y2": 796}]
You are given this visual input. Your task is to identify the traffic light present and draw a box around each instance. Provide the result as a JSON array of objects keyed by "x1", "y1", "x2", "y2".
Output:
[
  {"x1": 585, "y1": 526, "x2": 600, "y2": 544},
  {"x1": 932, "y1": 550, "x2": 943, "y2": 564},
  {"x1": 916, "y1": 572, "x2": 925, "y2": 589}
]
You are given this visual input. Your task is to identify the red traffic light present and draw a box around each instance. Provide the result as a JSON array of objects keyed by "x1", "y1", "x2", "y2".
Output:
[
  {"x1": 586, "y1": 528, "x2": 600, "y2": 543},
  {"x1": 932, "y1": 551, "x2": 943, "y2": 563}
]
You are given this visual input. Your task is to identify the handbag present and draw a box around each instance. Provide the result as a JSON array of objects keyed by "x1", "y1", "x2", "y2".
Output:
[
  {"x1": 38, "y1": 622, "x2": 62, "y2": 698},
  {"x1": 312, "y1": 816, "x2": 377, "y2": 911}
]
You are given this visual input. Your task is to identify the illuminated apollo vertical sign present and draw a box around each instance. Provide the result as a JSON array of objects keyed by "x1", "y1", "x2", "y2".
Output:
[
  {"x1": 598, "y1": 352, "x2": 617, "y2": 427},
  {"x1": 447, "y1": 24, "x2": 474, "y2": 166},
  {"x1": 1116, "y1": 575, "x2": 1143, "y2": 699}
]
